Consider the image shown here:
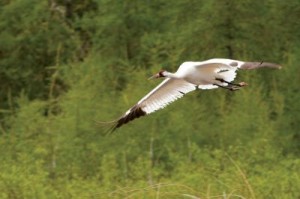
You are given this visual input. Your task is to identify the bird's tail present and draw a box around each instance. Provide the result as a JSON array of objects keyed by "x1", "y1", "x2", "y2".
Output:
[
  {"x1": 216, "y1": 66, "x2": 237, "y2": 84},
  {"x1": 222, "y1": 70, "x2": 237, "y2": 83}
]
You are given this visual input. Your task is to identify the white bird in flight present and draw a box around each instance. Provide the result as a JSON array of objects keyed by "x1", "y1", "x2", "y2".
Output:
[{"x1": 102, "y1": 58, "x2": 281, "y2": 132}]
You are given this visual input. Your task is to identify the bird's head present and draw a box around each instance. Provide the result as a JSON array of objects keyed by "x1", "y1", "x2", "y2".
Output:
[{"x1": 148, "y1": 70, "x2": 166, "y2": 80}]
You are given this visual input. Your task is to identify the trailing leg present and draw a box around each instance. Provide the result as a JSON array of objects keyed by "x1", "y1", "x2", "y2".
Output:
[
  {"x1": 213, "y1": 84, "x2": 240, "y2": 91},
  {"x1": 215, "y1": 78, "x2": 248, "y2": 87}
]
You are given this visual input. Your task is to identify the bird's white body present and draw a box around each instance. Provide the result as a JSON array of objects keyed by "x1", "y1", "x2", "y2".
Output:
[
  {"x1": 175, "y1": 59, "x2": 244, "y2": 87},
  {"x1": 104, "y1": 58, "x2": 281, "y2": 132}
]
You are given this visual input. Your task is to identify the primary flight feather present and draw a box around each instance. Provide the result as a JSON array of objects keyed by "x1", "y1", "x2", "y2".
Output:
[{"x1": 102, "y1": 58, "x2": 281, "y2": 132}]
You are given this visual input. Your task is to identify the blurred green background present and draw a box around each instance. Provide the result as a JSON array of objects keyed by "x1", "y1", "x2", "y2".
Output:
[{"x1": 0, "y1": 0, "x2": 299, "y2": 198}]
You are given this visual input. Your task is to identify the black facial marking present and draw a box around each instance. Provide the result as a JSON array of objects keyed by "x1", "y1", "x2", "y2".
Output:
[{"x1": 159, "y1": 70, "x2": 166, "y2": 77}]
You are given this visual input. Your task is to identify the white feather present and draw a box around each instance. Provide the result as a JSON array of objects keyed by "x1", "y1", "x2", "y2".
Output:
[{"x1": 139, "y1": 78, "x2": 196, "y2": 114}]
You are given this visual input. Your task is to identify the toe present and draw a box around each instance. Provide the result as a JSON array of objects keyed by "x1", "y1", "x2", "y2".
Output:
[{"x1": 239, "y1": 82, "x2": 248, "y2": 86}]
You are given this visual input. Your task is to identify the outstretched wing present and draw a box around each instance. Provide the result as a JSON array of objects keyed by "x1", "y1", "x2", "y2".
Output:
[{"x1": 110, "y1": 78, "x2": 196, "y2": 132}]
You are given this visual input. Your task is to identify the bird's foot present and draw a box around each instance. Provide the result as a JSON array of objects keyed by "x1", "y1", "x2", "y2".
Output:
[{"x1": 238, "y1": 82, "x2": 248, "y2": 87}]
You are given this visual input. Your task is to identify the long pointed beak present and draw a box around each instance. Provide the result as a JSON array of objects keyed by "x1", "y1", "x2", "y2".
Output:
[{"x1": 148, "y1": 73, "x2": 160, "y2": 80}]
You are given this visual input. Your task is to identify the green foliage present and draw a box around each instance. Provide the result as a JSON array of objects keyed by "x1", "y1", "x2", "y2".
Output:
[{"x1": 0, "y1": 0, "x2": 299, "y2": 198}]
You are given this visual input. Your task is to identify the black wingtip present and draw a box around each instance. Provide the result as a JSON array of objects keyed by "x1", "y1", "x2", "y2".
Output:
[
  {"x1": 96, "y1": 105, "x2": 147, "y2": 135},
  {"x1": 95, "y1": 119, "x2": 118, "y2": 136},
  {"x1": 113, "y1": 105, "x2": 147, "y2": 130}
]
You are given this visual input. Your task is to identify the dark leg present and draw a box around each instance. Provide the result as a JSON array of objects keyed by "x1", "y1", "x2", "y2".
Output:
[
  {"x1": 215, "y1": 78, "x2": 248, "y2": 87},
  {"x1": 213, "y1": 84, "x2": 240, "y2": 91}
]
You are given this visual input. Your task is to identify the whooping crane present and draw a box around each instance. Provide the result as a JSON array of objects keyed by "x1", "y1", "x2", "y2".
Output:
[{"x1": 101, "y1": 58, "x2": 281, "y2": 133}]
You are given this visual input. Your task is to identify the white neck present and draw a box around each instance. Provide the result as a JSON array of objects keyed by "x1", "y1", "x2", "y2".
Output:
[{"x1": 163, "y1": 71, "x2": 180, "y2": 79}]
